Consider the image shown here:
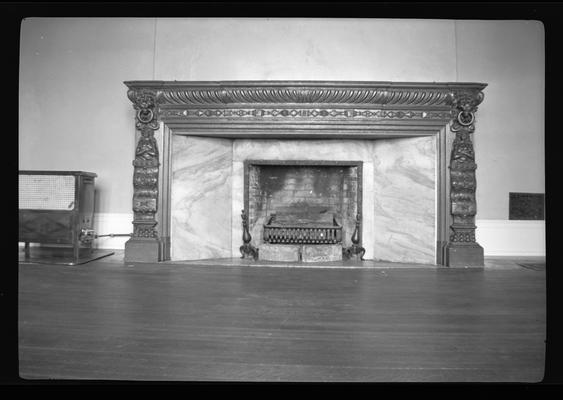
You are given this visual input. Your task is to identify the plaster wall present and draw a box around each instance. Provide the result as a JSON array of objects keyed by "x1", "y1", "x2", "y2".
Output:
[{"x1": 19, "y1": 18, "x2": 544, "y2": 224}]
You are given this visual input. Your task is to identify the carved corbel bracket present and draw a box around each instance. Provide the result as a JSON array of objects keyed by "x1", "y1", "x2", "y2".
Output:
[
  {"x1": 128, "y1": 88, "x2": 161, "y2": 131},
  {"x1": 448, "y1": 88, "x2": 484, "y2": 132},
  {"x1": 128, "y1": 89, "x2": 161, "y2": 240}
]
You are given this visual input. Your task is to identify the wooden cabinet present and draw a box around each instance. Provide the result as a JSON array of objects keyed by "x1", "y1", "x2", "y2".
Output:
[{"x1": 19, "y1": 171, "x2": 97, "y2": 262}]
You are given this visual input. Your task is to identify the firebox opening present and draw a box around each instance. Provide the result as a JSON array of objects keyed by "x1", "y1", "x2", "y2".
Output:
[{"x1": 244, "y1": 160, "x2": 362, "y2": 262}]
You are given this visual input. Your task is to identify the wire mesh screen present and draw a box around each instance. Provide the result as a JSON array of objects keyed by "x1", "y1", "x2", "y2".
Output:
[{"x1": 19, "y1": 174, "x2": 76, "y2": 210}]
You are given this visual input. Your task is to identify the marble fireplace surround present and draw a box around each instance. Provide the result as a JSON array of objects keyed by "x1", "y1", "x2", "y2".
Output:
[{"x1": 124, "y1": 81, "x2": 487, "y2": 266}]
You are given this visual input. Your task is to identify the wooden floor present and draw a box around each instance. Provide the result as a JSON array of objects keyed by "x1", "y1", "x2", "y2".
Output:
[{"x1": 18, "y1": 252, "x2": 546, "y2": 383}]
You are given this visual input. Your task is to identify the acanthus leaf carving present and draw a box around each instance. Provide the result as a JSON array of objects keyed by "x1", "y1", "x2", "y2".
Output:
[{"x1": 157, "y1": 87, "x2": 453, "y2": 107}]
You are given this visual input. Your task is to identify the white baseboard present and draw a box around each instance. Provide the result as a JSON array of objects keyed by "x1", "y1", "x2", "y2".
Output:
[
  {"x1": 92, "y1": 213, "x2": 133, "y2": 249},
  {"x1": 94, "y1": 216, "x2": 545, "y2": 256},
  {"x1": 20, "y1": 214, "x2": 545, "y2": 256},
  {"x1": 476, "y1": 219, "x2": 545, "y2": 257}
]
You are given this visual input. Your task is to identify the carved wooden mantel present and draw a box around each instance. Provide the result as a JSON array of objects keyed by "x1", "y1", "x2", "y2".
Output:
[{"x1": 124, "y1": 80, "x2": 487, "y2": 266}]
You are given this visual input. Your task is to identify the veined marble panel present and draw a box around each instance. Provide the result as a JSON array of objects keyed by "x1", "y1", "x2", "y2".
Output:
[
  {"x1": 232, "y1": 138, "x2": 436, "y2": 263},
  {"x1": 233, "y1": 139, "x2": 376, "y2": 162},
  {"x1": 170, "y1": 136, "x2": 233, "y2": 260},
  {"x1": 170, "y1": 137, "x2": 436, "y2": 263},
  {"x1": 372, "y1": 136, "x2": 436, "y2": 264}
]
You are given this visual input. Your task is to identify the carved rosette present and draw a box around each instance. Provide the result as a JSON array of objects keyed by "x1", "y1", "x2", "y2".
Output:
[
  {"x1": 448, "y1": 89, "x2": 484, "y2": 245},
  {"x1": 128, "y1": 89, "x2": 161, "y2": 239}
]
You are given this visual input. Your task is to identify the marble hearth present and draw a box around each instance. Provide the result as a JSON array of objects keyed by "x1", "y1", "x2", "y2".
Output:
[{"x1": 123, "y1": 81, "x2": 487, "y2": 266}]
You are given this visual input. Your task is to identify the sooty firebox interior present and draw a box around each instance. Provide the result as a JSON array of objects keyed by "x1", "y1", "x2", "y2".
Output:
[{"x1": 244, "y1": 160, "x2": 362, "y2": 262}]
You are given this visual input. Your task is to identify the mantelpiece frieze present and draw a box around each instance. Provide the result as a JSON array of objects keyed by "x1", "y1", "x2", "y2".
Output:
[{"x1": 159, "y1": 108, "x2": 453, "y2": 121}]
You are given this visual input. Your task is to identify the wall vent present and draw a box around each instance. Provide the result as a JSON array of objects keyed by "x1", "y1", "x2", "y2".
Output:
[{"x1": 509, "y1": 192, "x2": 545, "y2": 220}]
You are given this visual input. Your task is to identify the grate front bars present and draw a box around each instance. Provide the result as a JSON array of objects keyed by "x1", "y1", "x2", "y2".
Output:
[{"x1": 263, "y1": 225, "x2": 342, "y2": 244}]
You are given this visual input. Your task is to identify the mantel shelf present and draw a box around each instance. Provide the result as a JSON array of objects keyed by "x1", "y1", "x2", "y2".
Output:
[{"x1": 124, "y1": 80, "x2": 487, "y2": 109}]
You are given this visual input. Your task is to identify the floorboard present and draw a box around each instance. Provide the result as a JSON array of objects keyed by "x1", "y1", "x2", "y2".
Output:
[{"x1": 17, "y1": 253, "x2": 546, "y2": 382}]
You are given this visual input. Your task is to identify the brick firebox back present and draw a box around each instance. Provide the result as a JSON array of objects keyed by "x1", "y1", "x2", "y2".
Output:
[{"x1": 246, "y1": 162, "x2": 361, "y2": 246}]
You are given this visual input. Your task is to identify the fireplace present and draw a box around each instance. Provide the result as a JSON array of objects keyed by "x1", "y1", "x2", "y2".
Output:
[
  {"x1": 123, "y1": 81, "x2": 487, "y2": 266},
  {"x1": 245, "y1": 161, "x2": 362, "y2": 262}
]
